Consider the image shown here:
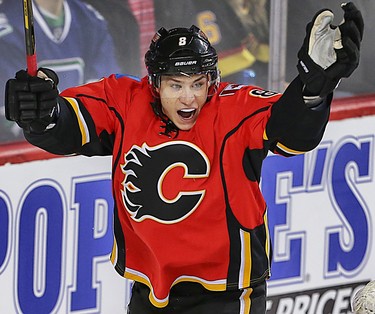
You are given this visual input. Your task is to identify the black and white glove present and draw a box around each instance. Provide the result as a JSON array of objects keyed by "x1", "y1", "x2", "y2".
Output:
[
  {"x1": 5, "y1": 68, "x2": 59, "y2": 133},
  {"x1": 297, "y1": 2, "x2": 364, "y2": 101}
]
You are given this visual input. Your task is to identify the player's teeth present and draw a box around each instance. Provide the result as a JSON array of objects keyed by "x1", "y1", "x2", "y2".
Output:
[{"x1": 178, "y1": 108, "x2": 196, "y2": 118}]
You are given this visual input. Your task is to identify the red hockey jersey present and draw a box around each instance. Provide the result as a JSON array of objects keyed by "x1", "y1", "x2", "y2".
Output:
[{"x1": 26, "y1": 74, "x2": 330, "y2": 307}]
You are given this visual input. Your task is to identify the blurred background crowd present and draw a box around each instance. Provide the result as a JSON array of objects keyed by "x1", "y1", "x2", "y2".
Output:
[{"x1": 0, "y1": 0, "x2": 373, "y2": 143}]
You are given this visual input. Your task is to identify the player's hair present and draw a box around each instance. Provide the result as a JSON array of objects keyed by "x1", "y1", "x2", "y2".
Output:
[{"x1": 145, "y1": 25, "x2": 220, "y2": 98}]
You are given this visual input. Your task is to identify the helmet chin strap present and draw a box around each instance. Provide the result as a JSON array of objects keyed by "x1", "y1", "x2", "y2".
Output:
[{"x1": 149, "y1": 99, "x2": 179, "y2": 138}]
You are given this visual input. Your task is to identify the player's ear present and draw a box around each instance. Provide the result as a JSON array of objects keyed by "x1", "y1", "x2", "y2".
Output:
[{"x1": 207, "y1": 73, "x2": 212, "y2": 86}]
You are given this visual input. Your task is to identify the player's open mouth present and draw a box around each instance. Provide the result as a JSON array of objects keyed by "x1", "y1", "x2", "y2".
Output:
[{"x1": 177, "y1": 108, "x2": 196, "y2": 120}]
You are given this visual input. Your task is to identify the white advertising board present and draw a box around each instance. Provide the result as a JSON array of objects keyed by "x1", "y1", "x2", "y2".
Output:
[
  {"x1": 0, "y1": 156, "x2": 131, "y2": 313},
  {"x1": 263, "y1": 115, "x2": 375, "y2": 313},
  {"x1": 0, "y1": 114, "x2": 374, "y2": 313}
]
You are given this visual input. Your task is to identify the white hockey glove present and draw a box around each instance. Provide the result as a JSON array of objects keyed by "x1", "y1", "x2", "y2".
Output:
[
  {"x1": 297, "y1": 2, "x2": 364, "y2": 100},
  {"x1": 352, "y1": 280, "x2": 375, "y2": 314}
]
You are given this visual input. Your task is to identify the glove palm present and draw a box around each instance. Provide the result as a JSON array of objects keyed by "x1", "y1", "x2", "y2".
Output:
[{"x1": 297, "y1": 2, "x2": 364, "y2": 97}]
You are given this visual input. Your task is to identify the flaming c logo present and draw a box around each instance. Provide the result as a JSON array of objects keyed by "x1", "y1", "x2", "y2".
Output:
[{"x1": 121, "y1": 141, "x2": 210, "y2": 223}]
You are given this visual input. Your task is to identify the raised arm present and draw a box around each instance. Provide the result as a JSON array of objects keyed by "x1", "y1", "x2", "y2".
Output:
[
  {"x1": 265, "y1": 2, "x2": 363, "y2": 156},
  {"x1": 5, "y1": 68, "x2": 112, "y2": 156}
]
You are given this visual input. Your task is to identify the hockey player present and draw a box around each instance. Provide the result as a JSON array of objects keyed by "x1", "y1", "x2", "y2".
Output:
[{"x1": 4, "y1": 3, "x2": 363, "y2": 313}]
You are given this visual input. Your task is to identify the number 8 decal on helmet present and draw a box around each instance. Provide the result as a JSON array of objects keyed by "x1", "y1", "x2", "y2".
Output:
[
  {"x1": 178, "y1": 37, "x2": 187, "y2": 46},
  {"x1": 145, "y1": 25, "x2": 220, "y2": 98}
]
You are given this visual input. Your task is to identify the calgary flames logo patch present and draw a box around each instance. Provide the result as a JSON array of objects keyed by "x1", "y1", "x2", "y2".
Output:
[{"x1": 121, "y1": 141, "x2": 210, "y2": 224}]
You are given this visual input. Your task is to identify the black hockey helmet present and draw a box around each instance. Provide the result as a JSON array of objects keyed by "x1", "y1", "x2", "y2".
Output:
[{"x1": 145, "y1": 25, "x2": 220, "y2": 96}]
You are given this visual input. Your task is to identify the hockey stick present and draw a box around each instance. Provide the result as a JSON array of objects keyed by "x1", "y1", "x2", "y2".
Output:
[{"x1": 22, "y1": 0, "x2": 37, "y2": 76}]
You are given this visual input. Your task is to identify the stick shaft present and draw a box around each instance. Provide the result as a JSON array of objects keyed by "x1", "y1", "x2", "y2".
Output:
[{"x1": 23, "y1": 0, "x2": 37, "y2": 76}]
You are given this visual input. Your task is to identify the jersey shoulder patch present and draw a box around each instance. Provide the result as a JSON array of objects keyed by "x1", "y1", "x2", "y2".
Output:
[
  {"x1": 249, "y1": 88, "x2": 279, "y2": 98},
  {"x1": 219, "y1": 83, "x2": 246, "y2": 97},
  {"x1": 219, "y1": 83, "x2": 279, "y2": 99}
]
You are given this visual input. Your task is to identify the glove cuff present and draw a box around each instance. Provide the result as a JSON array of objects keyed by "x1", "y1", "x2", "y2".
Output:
[
  {"x1": 22, "y1": 102, "x2": 59, "y2": 134},
  {"x1": 297, "y1": 51, "x2": 340, "y2": 97}
]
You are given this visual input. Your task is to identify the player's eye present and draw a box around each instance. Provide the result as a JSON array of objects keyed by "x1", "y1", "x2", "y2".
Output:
[
  {"x1": 192, "y1": 79, "x2": 207, "y2": 90},
  {"x1": 170, "y1": 83, "x2": 182, "y2": 90},
  {"x1": 192, "y1": 82, "x2": 204, "y2": 89}
]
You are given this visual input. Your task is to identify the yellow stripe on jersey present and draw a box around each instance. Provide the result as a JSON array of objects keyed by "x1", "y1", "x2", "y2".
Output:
[
  {"x1": 172, "y1": 276, "x2": 227, "y2": 292},
  {"x1": 263, "y1": 129, "x2": 269, "y2": 141},
  {"x1": 110, "y1": 238, "x2": 117, "y2": 265},
  {"x1": 276, "y1": 142, "x2": 305, "y2": 155},
  {"x1": 219, "y1": 48, "x2": 256, "y2": 77},
  {"x1": 264, "y1": 211, "x2": 272, "y2": 278},
  {"x1": 239, "y1": 229, "x2": 252, "y2": 289},
  {"x1": 125, "y1": 269, "x2": 170, "y2": 308},
  {"x1": 63, "y1": 97, "x2": 90, "y2": 146},
  {"x1": 240, "y1": 288, "x2": 252, "y2": 314},
  {"x1": 124, "y1": 268, "x2": 227, "y2": 308},
  {"x1": 263, "y1": 130, "x2": 306, "y2": 156}
]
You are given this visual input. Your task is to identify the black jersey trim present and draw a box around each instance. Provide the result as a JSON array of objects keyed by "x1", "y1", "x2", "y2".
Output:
[{"x1": 219, "y1": 106, "x2": 271, "y2": 289}]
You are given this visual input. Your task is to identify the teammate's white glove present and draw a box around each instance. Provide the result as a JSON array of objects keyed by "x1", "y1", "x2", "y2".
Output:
[
  {"x1": 297, "y1": 2, "x2": 364, "y2": 99},
  {"x1": 352, "y1": 280, "x2": 375, "y2": 313}
]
